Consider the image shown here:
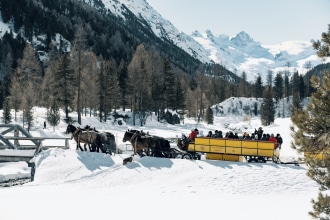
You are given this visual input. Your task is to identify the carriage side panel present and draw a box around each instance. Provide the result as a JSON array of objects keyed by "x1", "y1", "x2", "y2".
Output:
[
  {"x1": 188, "y1": 137, "x2": 278, "y2": 161},
  {"x1": 206, "y1": 153, "x2": 244, "y2": 162}
]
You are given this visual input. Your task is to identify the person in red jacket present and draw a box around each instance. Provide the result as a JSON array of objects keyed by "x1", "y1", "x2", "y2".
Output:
[
  {"x1": 188, "y1": 128, "x2": 199, "y2": 142},
  {"x1": 268, "y1": 133, "x2": 278, "y2": 148}
]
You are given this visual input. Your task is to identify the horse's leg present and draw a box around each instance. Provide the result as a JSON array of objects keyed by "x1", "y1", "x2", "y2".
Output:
[{"x1": 78, "y1": 141, "x2": 84, "y2": 151}]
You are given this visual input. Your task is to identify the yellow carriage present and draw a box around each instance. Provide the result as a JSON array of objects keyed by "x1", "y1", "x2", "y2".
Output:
[{"x1": 182, "y1": 137, "x2": 280, "y2": 163}]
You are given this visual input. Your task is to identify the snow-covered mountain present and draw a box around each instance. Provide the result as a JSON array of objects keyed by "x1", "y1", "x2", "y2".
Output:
[
  {"x1": 97, "y1": 0, "x2": 325, "y2": 82},
  {"x1": 98, "y1": 0, "x2": 211, "y2": 62},
  {"x1": 191, "y1": 30, "x2": 323, "y2": 81}
]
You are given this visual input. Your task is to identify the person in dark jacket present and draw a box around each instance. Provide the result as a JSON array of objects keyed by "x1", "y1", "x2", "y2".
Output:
[
  {"x1": 255, "y1": 127, "x2": 263, "y2": 140},
  {"x1": 275, "y1": 133, "x2": 283, "y2": 149}
]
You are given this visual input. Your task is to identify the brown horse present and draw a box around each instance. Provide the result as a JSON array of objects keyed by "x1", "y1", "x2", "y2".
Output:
[
  {"x1": 122, "y1": 130, "x2": 157, "y2": 156},
  {"x1": 66, "y1": 124, "x2": 103, "y2": 152}
]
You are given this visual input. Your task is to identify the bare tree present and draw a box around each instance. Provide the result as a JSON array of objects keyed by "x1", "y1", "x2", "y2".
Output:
[{"x1": 71, "y1": 26, "x2": 88, "y2": 125}]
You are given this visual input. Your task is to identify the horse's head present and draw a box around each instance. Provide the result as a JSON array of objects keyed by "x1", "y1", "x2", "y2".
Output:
[
  {"x1": 123, "y1": 131, "x2": 130, "y2": 142},
  {"x1": 66, "y1": 124, "x2": 76, "y2": 134}
]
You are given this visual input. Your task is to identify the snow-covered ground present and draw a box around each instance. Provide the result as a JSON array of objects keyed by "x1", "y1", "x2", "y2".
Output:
[{"x1": 0, "y1": 101, "x2": 319, "y2": 220}]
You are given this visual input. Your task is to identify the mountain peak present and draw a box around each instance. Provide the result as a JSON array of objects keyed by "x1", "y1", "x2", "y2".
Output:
[
  {"x1": 205, "y1": 29, "x2": 214, "y2": 38},
  {"x1": 191, "y1": 30, "x2": 202, "y2": 37},
  {"x1": 230, "y1": 31, "x2": 254, "y2": 47}
]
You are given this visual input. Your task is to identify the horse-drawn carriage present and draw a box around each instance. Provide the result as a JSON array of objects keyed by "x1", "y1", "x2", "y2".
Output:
[{"x1": 176, "y1": 134, "x2": 281, "y2": 163}]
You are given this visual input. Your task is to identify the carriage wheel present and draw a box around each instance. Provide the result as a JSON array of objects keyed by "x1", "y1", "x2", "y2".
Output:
[
  {"x1": 257, "y1": 156, "x2": 266, "y2": 163},
  {"x1": 248, "y1": 158, "x2": 258, "y2": 163},
  {"x1": 272, "y1": 156, "x2": 280, "y2": 164},
  {"x1": 182, "y1": 153, "x2": 193, "y2": 160}
]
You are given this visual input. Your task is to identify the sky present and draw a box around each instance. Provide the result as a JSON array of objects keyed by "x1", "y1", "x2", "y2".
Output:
[
  {"x1": 146, "y1": 0, "x2": 330, "y2": 44},
  {"x1": 0, "y1": 98, "x2": 322, "y2": 220}
]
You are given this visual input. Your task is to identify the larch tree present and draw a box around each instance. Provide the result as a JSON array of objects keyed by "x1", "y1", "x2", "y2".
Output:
[
  {"x1": 13, "y1": 43, "x2": 42, "y2": 131},
  {"x1": 9, "y1": 70, "x2": 21, "y2": 122},
  {"x1": 80, "y1": 51, "x2": 98, "y2": 117},
  {"x1": 128, "y1": 44, "x2": 149, "y2": 126},
  {"x1": 71, "y1": 26, "x2": 88, "y2": 125},
  {"x1": 291, "y1": 24, "x2": 330, "y2": 219}
]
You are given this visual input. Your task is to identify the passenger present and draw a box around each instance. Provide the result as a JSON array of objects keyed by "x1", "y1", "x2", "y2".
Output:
[
  {"x1": 227, "y1": 131, "x2": 236, "y2": 139},
  {"x1": 256, "y1": 127, "x2": 263, "y2": 140},
  {"x1": 243, "y1": 133, "x2": 252, "y2": 140},
  {"x1": 206, "y1": 131, "x2": 213, "y2": 137},
  {"x1": 242, "y1": 132, "x2": 249, "y2": 139},
  {"x1": 261, "y1": 133, "x2": 268, "y2": 141},
  {"x1": 216, "y1": 130, "x2": 223, "y2": 138},
  {"x1": 188, "y1": 128, "x2": 199, "y2": 142},
  {"x1": 275, "y1": 133, "x2": 283, "y2": 149},
  {"x1": 234, "y1": 132, "x2": 239, "y2": 139},
  {"x1": 212, "y1": 130, "x2": 219, "y2": 137},
  {"x1": 268, "y1": 133, "x2": 278, "y2": 148}
]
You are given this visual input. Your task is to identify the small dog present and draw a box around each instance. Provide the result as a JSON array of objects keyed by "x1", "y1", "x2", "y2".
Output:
[{"x1": 123, "y1": 156, "x2": 133, "y2": 165}]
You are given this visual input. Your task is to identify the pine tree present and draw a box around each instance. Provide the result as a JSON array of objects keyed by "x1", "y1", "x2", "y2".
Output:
[
  {"x1": 2, "y1": 98, "x2": 11, "y2": 124},
  {"x1": 284, "y1": 73, "x2": 290, "y2": 98},
  {"x1": 205, "y1": 106, "x2": 214, "y2": 125},
  {"x1": 118, "y1": 60, "x2": 129, "y2": 111},
  {"x1": 238, "y1": 72, "x2": 248, "y2": 97},
  {"x1": 174, "y1": 76, "x2": 185, "y2": 111},
  {"x1": 47, "y1": 101, "x2": 61, "y2": 132},
  {"x1": 274, "y1": 73, "x2": 283, "y2": 103},
  {"x1": 291, "y1": 25, "x2": 330, "y2": 219},
  {"x1": 291, "y1": 70, "x2": 330, "y2": 219},
  {"x1": 254, "y1": 76, "x2": 263, "y2": 98},
  {"x1": 260, "y1": 88, "x2": 275, "y2": 126},
  {"x1": 291, "y1": 92, "x2": 301, "y2": 112},
  {"x1": 98, "y1": 62, "x2": 106, "y2": 122},
  {"x1": 51, "y1": 53, "x2": 76, "y2": 121},
  {"x1": 163, "y1": 59, "x2": 176, "y2": 110}
]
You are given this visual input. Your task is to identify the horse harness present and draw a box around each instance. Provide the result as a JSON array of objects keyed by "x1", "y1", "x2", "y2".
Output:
[
  {"x1": 130, "y1": 131, "x2": 153, "y2": 155},
  {"x1": 72, "y1": 127, "x2": 102, "y2": 150}
]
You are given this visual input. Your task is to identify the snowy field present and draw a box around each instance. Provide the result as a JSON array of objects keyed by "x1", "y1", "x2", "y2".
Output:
[{"x1": 0, "y1": 102, "x2": 319, "y2": 220}]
